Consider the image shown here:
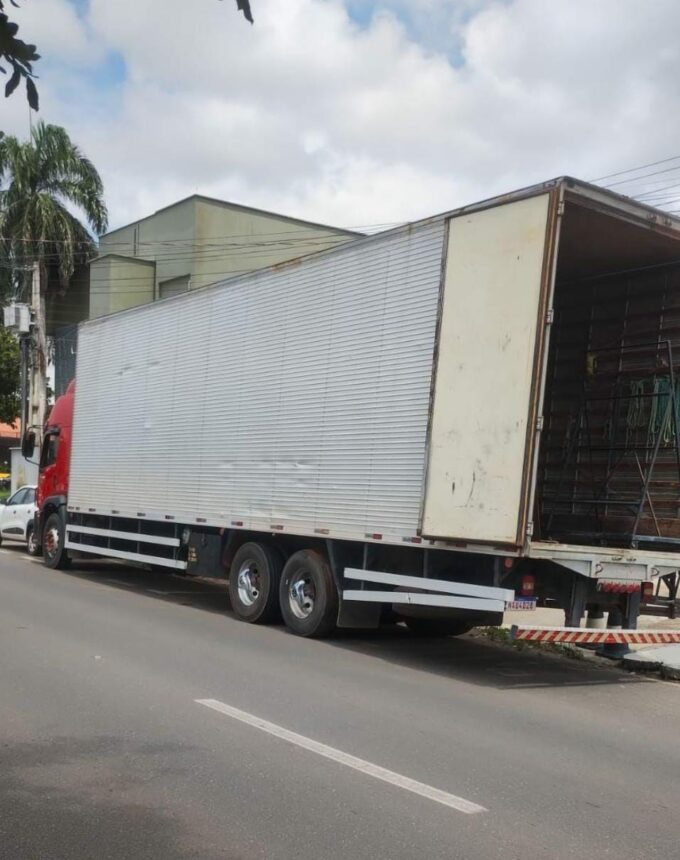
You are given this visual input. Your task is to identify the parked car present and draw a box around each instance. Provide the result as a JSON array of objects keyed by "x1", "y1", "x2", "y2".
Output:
[{"x1": 0, "y1": 485, "x2": 38, "y2": 555}]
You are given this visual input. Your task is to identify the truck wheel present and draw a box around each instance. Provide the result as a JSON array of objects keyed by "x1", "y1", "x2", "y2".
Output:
[
  {"x1": 26, "y1": 525, "x2": 40, "y2": 556},
  {"x1": 42, "y1": 513, "x2": 71, "y2": 570},
  {"x1": 279, "y1": 549, "x2": 338, "y2": 638},
  {"x1": 403, "y1": 617, "x2": 473, "y2": 637},
  {"x1": 228, "y1": 542, "x2": 283, "y2": 624}
]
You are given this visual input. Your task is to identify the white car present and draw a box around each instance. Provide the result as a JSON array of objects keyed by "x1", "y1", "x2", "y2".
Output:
[{"x1": 0, "y1": 485, "x2": 38, "y2": 555}]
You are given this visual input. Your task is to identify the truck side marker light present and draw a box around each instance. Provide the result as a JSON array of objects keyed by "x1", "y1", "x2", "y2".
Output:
[
  {"x1": 641, "y1": 581, "x2": 654, "y2": 601},
  {"x1": 231, "y1": 521, "x2": 244, "y2": 527},
  {"x1": 270, "y1": 524, "x2": 284, "y2": 531},
  {"x1": 596, "y1": 581, "x2": 640, "y2": 594},
  {"x1": 314, "y1": 528, "x2": 330, "y2": 535},
  {"x1": 365, "y1": 533, "x2": 383, "y2": 540}
]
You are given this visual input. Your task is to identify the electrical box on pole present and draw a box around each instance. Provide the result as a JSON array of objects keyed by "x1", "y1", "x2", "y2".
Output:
[{"x1": 3, "y1": 303, "x2": 32, "y2": 334}]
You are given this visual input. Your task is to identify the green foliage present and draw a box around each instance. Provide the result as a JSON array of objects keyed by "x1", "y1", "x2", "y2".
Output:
[
  {"x1": 0, "y1": 1, "x2": 40, "y2": 111},
  {"x1": 0, "y1": 324, "x2": 19, "y2": 424},
  {"x1": 0, "y1": 121, "x2": 108, "y2": 288}
]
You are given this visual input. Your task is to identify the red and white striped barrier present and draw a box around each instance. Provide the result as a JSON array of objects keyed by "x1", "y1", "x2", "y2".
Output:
[{"x1": 511, "y1": 626, "x2": 680, "y2": 645}]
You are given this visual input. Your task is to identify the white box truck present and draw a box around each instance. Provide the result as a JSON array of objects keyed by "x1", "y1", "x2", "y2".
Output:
[{"x1": 29, "y1": 177, "x2": 680, "y2": 637}]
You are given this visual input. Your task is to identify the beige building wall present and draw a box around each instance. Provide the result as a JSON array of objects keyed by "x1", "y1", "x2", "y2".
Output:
[
  {"x1": 99, "y1": 198, "x2": 195, "y2": 289},
  {"x1": 190, "y1": 199, "x2": 356, "y2": 290},
  {"x1": 91, "y1": 196, "x2": 359, "y2": 316},
  {"x1": 90, "y1": 255, "x2": 156, "y2": 318}
]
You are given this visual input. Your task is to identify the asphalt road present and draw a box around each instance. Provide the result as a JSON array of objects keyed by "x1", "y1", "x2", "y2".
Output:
[{"x1": 1, "y1": 546, "x2": 679, "y2": 860}]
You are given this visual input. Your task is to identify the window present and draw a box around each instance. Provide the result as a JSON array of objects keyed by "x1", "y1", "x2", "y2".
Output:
[
  {"x1": 40, "y1": 432, "x2": 60, "y2": 469},
  {"x1": 158, "y1": 275, "x2": 190, "y2": 299},
  {"x1": 24, "y1": 488, "x2": 36, "y2": 505},
  {"x1": 7, "y1": 488, "x2": 28, "y2": 506}
]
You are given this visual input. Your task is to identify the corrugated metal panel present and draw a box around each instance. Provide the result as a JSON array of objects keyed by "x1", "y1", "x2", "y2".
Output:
[{"x1": 70, "y1": 222, "x2": 446, "y2": 541}]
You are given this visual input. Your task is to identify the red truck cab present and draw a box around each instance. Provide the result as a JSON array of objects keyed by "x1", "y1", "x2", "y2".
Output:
[{"x1": 26, "y1": 381, "x2": 75, "y2": 566}]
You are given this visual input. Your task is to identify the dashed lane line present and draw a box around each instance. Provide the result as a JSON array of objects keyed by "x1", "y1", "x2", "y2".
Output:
[{"x1": 196, "y1": 698, "x2": 486, "y2": 815}]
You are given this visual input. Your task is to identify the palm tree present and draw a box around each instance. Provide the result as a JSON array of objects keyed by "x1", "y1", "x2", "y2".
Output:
[
  {"x1": 0, "y1": 121, "x2": 107, "y2": 425},
  {"x1": 0, "y1": 121, "x2": 108, "y2": 292}
]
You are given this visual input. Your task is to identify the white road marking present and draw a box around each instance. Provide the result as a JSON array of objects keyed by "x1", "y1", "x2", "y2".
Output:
[{"x1": 195, "y1": 698, "x2": 486, "y2": 814}]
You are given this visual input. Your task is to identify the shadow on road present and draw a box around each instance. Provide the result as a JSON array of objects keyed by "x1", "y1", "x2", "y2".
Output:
[
  {"x1": 13, "y1": 550, "x2": 646, "y2": 692},
  {"x1": 0, "y1": 734, "x2": 257, "y2": 860}
]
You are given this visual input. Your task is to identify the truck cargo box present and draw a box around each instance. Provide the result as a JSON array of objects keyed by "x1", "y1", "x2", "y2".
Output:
[{"x1": 69, "y1": 178, "x2": 680, "y2": 571}]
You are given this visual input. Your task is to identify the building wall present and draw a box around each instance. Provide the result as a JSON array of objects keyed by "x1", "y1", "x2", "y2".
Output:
[
  {"x1": 99, "y1": 198, "x2": 196, "y2": 291},
  {"x1": 46, "y1": 264, "x2": 90, "y2": 334},
  {"x1": 190, "y1": 199, "x2": 356, "y2": 290},
  {"x1": 92, "y1": 197, "x2": 358, "y2": 315},
  {"x1": 90, "y1": 255, "x2": 156, "y2": 318}
]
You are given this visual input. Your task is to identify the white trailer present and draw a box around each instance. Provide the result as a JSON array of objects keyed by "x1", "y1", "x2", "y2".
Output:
[{"x1": 49, "y1": 177, "x2": 680, "y2": 636}]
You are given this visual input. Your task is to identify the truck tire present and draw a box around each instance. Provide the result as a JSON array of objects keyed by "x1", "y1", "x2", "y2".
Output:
[
  {"x1": 42, "y1": 512, "x2": 71, "y2": 570},
  {"x1": 403, "y1": 617, "x2": 473, "y2": 638},
  {"x1": 279, "y1": 549, "x2": 338, "y2": 638},
  {"x1": 228, "y1": 542, "x2": 283, "y2": 624}
]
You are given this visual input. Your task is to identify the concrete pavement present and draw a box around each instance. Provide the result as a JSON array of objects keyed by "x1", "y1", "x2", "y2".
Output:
[{"x1": 1, "y1": 546, "x2": 679, "y2": 859}]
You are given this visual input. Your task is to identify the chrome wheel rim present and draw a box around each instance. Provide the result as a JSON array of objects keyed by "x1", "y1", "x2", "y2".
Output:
[
  {"x1": 27, "y1": 531, "x2": 36, "y2": 553},
  {"x1": 236, "y1": 561, "x2": 260, "y2": 607},
  {"x1": 289, "y1": 574, "x2": 315, "y2": 620},
  {"x1": 45, "y1": 526, "x2": 59, "y2": 558}
]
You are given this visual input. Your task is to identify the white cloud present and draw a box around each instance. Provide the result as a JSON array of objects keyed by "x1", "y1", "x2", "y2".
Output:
[
  {"x1": 4, "y1": 0, "x2": 680, "y2": 230},
  {"x1": 11, "y1": 0, "x2": 103, "y2": 67}
]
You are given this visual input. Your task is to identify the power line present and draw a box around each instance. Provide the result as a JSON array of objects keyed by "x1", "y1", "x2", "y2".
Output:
[
  {"x1": 590, "y1": 154, "x2": 680, "y2": 183},
  {"x1": 602, "y1": 163, "x2": 680, "y2": 189},
  {"x1": 0, "y1": 221, "x2": 402, "y2": 248}
]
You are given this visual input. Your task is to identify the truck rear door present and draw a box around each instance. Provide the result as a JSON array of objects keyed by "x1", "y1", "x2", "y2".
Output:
[{"x1": 421, "y1": 192, "x2": 558, "y2": 546}]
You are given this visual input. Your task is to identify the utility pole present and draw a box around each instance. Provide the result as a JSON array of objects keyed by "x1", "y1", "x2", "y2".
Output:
[
  {"x1": 19, "y1": 334, "x2": 29, "y2": 435},
  {"x1": 28, "y1": 261, "x2": 47, "y2": 436}
]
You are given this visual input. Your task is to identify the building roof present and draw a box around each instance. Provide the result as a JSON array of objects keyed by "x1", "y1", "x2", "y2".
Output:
[
  {"x1": 0, "y1": 421, "x2": 19, "y2": 438},
  {"x1": 103, "y1": 194, "x2": 362, "y2": 241},
  {"x1": 91, "y1": 253, "x2": 156, "y2": 266}
]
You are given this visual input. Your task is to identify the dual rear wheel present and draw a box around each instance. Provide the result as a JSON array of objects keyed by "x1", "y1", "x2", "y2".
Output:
[{"x1": 228, "y1": 543, "x2": 338, "y2": 638}]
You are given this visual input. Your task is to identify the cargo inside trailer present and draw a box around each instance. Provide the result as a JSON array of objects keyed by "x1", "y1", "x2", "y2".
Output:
[{"x1": 536, "y1": 194, "x2": 680, "y2": 550}]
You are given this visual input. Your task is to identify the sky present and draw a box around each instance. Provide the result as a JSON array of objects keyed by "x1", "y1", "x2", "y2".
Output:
[{"x1": 3, "y1": 0, "x2": 680, "y2": 233}]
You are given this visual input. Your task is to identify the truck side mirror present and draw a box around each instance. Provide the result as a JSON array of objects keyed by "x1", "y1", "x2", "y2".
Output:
[{"x1": 22, "y1": 430, "x2": 35, "y2": 459}]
